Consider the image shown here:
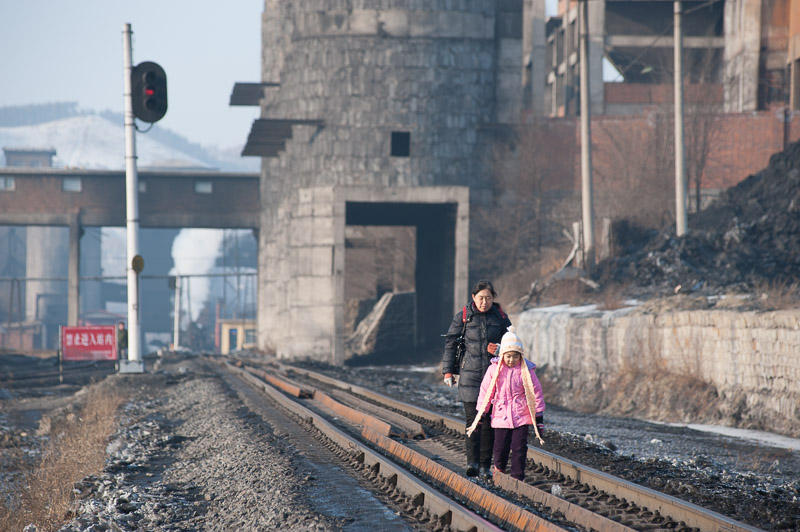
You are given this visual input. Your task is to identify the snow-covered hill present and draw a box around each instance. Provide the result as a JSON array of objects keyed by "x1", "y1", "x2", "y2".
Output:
[{"x1": 0, "y1": 113, "x2": 258, "y2": 172}]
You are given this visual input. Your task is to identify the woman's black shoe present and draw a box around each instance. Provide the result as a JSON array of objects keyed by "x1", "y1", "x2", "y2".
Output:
[{"x1": 466, "y1": 463, "x2": 479, "y2": 477}]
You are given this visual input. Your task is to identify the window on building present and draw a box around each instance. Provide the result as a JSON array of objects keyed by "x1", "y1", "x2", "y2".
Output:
[
  {"x1": 194, "y1": 181, "x2": 212, "y2": 194},
  {"x1": 391, "y1": 131, "x2": 410, "y2": 157},
  {"x1": 244, "y1": 328, "x2": 256, "y2": 345},
  {"x1": 138, "y1": 181, "x2": 147, "y2": 193},
  {"x1": 62, "y1": 177, "x2": 81, "y2": 192},
  {"x1": 0, "y1": 177, "x2": 15, "y2": 191}
]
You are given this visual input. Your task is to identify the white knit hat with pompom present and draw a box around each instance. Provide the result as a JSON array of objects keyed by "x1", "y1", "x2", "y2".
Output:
[{"x1": 497, "y1": 326, "x2": 524, "y2": 356}]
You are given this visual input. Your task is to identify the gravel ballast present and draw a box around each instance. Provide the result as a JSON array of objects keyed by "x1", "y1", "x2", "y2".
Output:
[
  {"x1": 45, "y1": 357, "x2": 411, "y2": 531},
  {"x1": 2, "y1": 353, "x2": 798, "y2": 530}
]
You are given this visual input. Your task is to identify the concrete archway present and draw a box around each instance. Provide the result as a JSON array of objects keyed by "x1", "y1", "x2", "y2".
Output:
[{"x1": 260, "y1": 185, "x2": 469, "y2": 365}]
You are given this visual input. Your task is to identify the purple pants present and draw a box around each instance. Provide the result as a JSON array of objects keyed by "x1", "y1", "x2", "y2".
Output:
[{"x1": 493, "y1": 425, "x2": 529, "y2": 480}]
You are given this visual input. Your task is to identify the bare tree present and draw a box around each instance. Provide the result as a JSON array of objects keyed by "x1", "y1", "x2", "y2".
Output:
[
  {"x1": 472, "y1": 119, "x2": 577, "y2": 282},
  {"x1": 593, "y1": 111, "x2": 676, "y2": 229},
  {"x1": 683, "y1": 44, "x2": 724, "y2": 213}
]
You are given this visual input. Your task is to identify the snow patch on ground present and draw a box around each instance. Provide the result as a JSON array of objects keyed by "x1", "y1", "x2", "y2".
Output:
[{"x1": 664, "y1": 422, "x2": 800, "y2": 451}]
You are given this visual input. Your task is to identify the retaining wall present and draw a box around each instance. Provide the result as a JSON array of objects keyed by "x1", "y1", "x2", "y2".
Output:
[{"x1": 515, "y1": 305, "x2": 800, "y2": 437}]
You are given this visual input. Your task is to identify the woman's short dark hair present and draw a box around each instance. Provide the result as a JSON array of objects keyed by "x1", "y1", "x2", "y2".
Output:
[{"x1": 471, "y1": 280, "x2": 497, "y2": 297}]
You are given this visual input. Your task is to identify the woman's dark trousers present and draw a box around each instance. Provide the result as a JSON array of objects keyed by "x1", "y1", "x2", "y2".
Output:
[
  {"x1": 493, "y1": 425, "x2": 529, "y2": 480},
  {"x1": 463, "y1": 402, "x2": 493, "y2": 468}
]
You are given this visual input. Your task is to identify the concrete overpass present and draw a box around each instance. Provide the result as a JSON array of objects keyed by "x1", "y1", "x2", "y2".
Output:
[{"x1": 0, "y1": 167, "x2": 259, "y2": 325}]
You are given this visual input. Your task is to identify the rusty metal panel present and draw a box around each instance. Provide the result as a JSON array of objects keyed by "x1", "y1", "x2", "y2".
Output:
[
  {"x1": 328, "y1": 388, "x2": 426, "y2": 439},
  {"x1": 313, "y1": 390, "x2": 393, "y2": 437},
  {"x1": 287, "y1": 365, "x2": 465, "y2": 433},
  {"x1": 246, "y1": 366, "x2": 312, "y2": 398}
]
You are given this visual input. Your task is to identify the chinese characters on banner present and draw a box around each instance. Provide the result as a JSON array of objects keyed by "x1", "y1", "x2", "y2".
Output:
[{"x1": 61, "y1": 326, "x2": 118, "y2": 361}]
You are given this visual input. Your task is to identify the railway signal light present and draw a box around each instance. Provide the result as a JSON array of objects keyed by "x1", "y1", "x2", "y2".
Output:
[{"x1": 131, "y1": 61, "x2": 167, "y2": 123}]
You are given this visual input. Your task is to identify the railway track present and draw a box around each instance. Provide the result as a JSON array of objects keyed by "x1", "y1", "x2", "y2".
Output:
[
  {"x1": 221, "y1": 356, "x2": 763, "y2": 532},
  {"x1": 0, "y1": 359, "x2": 115, "y2": 388}
]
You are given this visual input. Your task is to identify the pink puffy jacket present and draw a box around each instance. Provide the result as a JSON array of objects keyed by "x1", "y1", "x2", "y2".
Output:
[{"x1": 477, "y1": 357, "x2": 545, "y2": 429}]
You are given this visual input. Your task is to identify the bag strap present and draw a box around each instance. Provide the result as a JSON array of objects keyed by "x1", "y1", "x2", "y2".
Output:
[{"x1": 460, "y1": 306, "x2": 470, "y2": 334}]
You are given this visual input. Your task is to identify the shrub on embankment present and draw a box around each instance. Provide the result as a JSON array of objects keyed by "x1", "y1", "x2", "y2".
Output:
[{"x1": 0, "y1": 384, "x2": 125, "y2": 531}]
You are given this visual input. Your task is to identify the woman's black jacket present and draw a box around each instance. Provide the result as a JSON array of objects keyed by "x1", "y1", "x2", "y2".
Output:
[{"x1": 441, "y1": 302, "x2": 511, "y2": 403}]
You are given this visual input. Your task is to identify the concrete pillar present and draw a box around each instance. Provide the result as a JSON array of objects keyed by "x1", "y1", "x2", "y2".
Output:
[
  {"x1": 523, "y1": 0, "x2": 548, "y2": 115},
  {"x1": 25, "y1": 226, "x2": 68, "y2": 349},
  {"x1": 67, "y1": 211, "x2": 81, "y2": 326},
  {"x1": 723, "y1": 0, "x2": 762, "y2": 112},
  {"x1": 495, "y1": 1, "x2": 524, "y2": 123},
  {"x1": 80, "y1": 227, "x2": 103, "y2": 318},
  {"x1": 564, "y1": 8, "x2": 577, "y2": 115},
  {"x1": 25, "y1": 227, "x2": 67, "y2": 321},
  {"x1": 588, "y1": 0, "x2": 605, "y2": 114}
]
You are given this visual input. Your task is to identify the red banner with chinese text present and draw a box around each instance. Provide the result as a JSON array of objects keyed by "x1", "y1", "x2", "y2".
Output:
[{"x1": 61, "y1": 326, "x2": 118, "y2": 361}]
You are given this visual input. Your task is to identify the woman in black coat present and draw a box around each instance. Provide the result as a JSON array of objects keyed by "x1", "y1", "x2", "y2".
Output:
[{"x1": 441, "y1": 280, "x2": 511, "y2": 478}]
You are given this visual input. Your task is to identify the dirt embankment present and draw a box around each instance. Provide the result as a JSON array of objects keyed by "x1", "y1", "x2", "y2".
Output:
[{"x1": 596, "y1": 139, "x2": 800, "y2": 298}]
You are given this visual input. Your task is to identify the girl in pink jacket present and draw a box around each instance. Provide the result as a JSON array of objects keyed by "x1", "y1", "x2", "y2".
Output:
[{"x1": 467, "y1": 326, "x2": 545, "y2": 480}]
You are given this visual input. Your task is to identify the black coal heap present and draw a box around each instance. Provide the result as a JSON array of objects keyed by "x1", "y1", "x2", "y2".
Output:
[{"x1": 596, "y1": 140, "x2": 800, "y2": 295}]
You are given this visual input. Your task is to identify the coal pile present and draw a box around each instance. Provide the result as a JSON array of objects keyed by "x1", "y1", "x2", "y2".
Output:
[{"x1": 597, "y1": 140, "x2": 800, "y2": 296}]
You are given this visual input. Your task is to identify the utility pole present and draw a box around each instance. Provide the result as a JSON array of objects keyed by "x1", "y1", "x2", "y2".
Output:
[
  {"x1": 579, "y1": 0, "x2": 595, "y2": 271},
  {"x1": 121, "y1": 23, "x2": 144, "y2": 373},
  {"x1": 674, "y1": 1, "x2": 688, "y2": 236}
]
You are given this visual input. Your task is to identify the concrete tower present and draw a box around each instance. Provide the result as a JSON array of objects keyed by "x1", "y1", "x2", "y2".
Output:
[
  {"x1": 250, "y1": 1, "x2": 525, "y2": 362},
  {"x1": 25, "y1": 226, "x2": 68, "y2": 347}
]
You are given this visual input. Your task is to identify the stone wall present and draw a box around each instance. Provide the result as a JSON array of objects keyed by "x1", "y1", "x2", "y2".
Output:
[{"x1": 515, "y1": 305, "x2": 800, "y2": 436}]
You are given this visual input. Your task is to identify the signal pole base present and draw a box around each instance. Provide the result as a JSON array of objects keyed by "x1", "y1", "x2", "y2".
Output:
[{"x1": 119, "y1": 359, "x2": 145, "y2": 374}]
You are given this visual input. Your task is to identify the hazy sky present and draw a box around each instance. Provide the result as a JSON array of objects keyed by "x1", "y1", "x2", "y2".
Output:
[
  {"x1": 0, "y1": 0, "x2": 263, "y2": 148},
  {"x1": 1, "y1": 1, "x2": 573, "y2": 149}
]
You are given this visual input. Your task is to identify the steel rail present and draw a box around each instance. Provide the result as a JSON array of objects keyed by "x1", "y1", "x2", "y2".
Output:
[
  {"x1": 492, "y1": 471, "x2": 634, "y2": 532},
  {"x1": 222, "y1": 360, "x2": 523, "y2": 532},
  {"x1": 246, "y1": 365, "x2": 312, "y2": 398},
  {"x1": 313, "y1": 389, "x2": 395, "y2": 437},
  {"x1": 280, "y1": 364, "x2": 632, "y2": 531},
  {"x1": 360, "y1": 427, "x2": 562, "y2": 532},
  {"x1": 249, "y1": 363, "x2": 621, "y2": 531},
  {"x1": 249, "y1": 363, "x2": 424, "y2": 438},
  {"x1": 227, "y1": 364, "x2": 564, "y2": 532},
  {"x1": 284, "y1": 364, "x2": 763, "y2": 532},
  {"x1": 328, "y1": 388, "x2": 426, "y2": 439}
]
